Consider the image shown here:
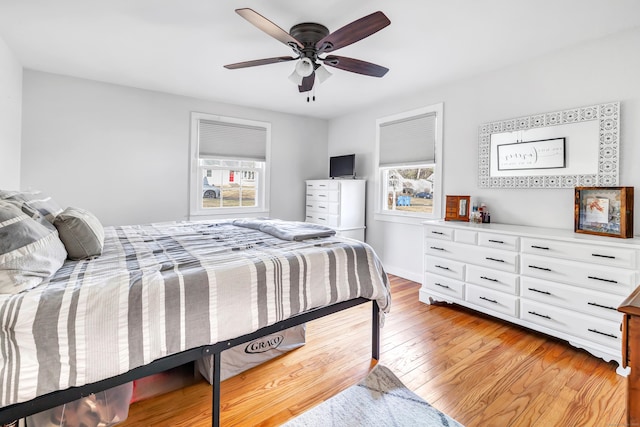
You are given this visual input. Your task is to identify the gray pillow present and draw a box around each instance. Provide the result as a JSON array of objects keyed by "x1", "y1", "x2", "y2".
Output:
[
  {"x1": 0, "y1": 189, "x2": 63, "y2": 223},
  {"x1": 0, "y1": 200, "x2": 68, "y2": 293},
  {"x1": 54, "y1": 207, "x2": 105, "y2": 260}
]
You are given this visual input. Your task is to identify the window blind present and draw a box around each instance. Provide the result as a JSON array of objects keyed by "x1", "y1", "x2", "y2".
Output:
[
  {"x1": 379, "y1": 113, "x2": 436, "y2": 165},
  {"x1": 198, "y1": 119, "x2": 267, "y2": 160}
]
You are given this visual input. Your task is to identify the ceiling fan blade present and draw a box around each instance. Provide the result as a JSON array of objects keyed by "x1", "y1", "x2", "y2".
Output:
[
  {"x1": 236, "y1": 8, "x2": 304, "y2": 50},
  {"x1": 322, "y1": 55, "x2": 389, "y2": 77},
  {"x1": 298, "y1": 72, "x2": 315, "y2": 92},
  {"x1": 224, "y1": 56, "x2": 297, "y2": 69},
  {"x1": 316, "y1": 11, "x2": 390, "y2": 54}
]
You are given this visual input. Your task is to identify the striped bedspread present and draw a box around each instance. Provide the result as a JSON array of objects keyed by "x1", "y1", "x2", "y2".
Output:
[{"x1": 0, "y1": 220, "x2": 390, "y2": 408}]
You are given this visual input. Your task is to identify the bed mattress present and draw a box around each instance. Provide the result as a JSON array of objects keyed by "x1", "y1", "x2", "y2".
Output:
[{"x1": 0, "y1": 219, "x2": 390, "y2": 408}]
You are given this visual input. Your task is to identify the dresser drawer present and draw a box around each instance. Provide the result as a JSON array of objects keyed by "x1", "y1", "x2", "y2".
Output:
[
  {"x1": 305, "y1": 201, "x2": 339, "y2": 215},
  {"x1": 521, "y1": 237, "x2": 637, "y2": 269},
  {"x1": 306, "y1": 189, "x2": 340, "y2": 203},
  {"x1": 425, "y1": 256, "x2": 465, "y2": 281},
  {"x1": 466, "y1": 284, "x2": 518, "y2": 317},
  {"x1": 306, "y1": 181, "x2": 339, "y2": 190},
  {"x1": 424, "y1": 225, "x2": 454, "y2": 241},
  {"x1": 521, "y1": 254, "x2": 635, "y2": 296},
  {"x1": 424, "y1": 238, "x2": 474, "y2": 263},
  {"x1": 469, "y1": 246, "x2": 519, "y2": 273},
  {"x1": 305, "y1": 213, "x2": 339, "y2": 227},
  {"x1": 521, "y1": 299, "x2": 621, "y2": 349},
  {"x1": 478, "y1": 232, "x2": 519, "y2": 251},
  {"x1": 466, "y1": 265, "x2": 519, "y2": 295},
  {"x1": 521, "y1": 277, "x2": 624, "y2": 322},
  {"x1": 423, "y1": 272, "x2": 465, "y2": 299},
  {"x1": 454, "y1": 229, "x2": 477, "y2": 245}
]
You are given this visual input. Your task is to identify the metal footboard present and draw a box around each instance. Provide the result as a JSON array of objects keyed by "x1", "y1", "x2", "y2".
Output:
[{"x1": 0, "y1": 298, "x2": 381, "y2": 426}]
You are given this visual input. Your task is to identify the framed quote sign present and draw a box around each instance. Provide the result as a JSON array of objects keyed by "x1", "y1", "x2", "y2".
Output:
[{"x1": 496, "y1": 138, "x2": 565, "y2": 171}]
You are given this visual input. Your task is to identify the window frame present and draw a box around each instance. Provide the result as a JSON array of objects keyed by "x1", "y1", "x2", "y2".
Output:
[
  {"x1": 374, "y1": 103, "x2": 444, "y2": 225},
  {"x1": 189, "y1": 112, "x2": 271, "y2": 219}
]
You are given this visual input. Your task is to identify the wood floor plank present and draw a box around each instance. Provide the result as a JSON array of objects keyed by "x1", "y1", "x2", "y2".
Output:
[{"x1": 120, "y1": 275, "x2": 626, "y2": 426}]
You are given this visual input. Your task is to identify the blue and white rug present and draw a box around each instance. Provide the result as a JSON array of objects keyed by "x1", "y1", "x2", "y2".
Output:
[{"x1": 283, "y1": 364, "x2": 463, "y2": 427}]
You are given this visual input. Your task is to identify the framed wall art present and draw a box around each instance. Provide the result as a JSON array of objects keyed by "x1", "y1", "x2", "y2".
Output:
[
  {"x1": 478, "y1": 102, "x2": 620, "y2": 188},
  {"x1": 496, "y1": 137, "x2": 566, "y2": 171},
  {"x1": 574, "y1": 186, "x2": 634, "y2": 238}
]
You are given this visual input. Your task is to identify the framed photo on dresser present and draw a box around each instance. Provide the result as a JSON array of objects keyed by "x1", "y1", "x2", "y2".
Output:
[{"x1": 574, "y1": 186, "x2": 634, "y2": 238}]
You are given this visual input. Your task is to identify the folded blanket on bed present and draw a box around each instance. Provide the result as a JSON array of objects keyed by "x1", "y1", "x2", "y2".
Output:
[{"x1": 232, "y1": 218, "x2": 336, "y2": 241}]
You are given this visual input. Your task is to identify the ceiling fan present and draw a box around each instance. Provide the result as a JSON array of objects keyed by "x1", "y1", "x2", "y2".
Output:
[{"x1": 224, "y1": 8, "x2": 391, "y2": 94}]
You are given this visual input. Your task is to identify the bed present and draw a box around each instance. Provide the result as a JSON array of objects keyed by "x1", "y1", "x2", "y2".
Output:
[{"x1": 0, "y1": 192, "x2": 390, "y2": 426}]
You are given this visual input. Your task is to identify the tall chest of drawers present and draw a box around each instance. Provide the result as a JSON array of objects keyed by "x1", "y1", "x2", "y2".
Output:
[
  {"x1": 421, "y1": 220, "x2": 640, "y2": 374},
  {"x1": 305, "y1": 179, "x2": 366, "y2": 241}
]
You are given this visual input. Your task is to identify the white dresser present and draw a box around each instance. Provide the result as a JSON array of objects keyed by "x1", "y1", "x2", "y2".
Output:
[
  {"x1": 305, "y1": 179, "x2": 366, "y2": 241},
  {"x1": 421, "y1": 220, "x2": 640, "y2": 375}
]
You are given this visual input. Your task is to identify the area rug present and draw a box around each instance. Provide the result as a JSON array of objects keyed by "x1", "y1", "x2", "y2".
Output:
[{"x1": 283, "y1": 364, "x2": 463, "y2": 427}]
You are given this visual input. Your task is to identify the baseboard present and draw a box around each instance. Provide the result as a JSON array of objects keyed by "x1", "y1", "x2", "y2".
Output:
[{"x1": 383, "y1": 265, "x2": 421, "y2": 283}]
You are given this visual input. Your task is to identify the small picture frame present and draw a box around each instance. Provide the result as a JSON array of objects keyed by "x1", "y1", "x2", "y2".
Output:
[
  {"x1": 574, "y1": 186, "x2": 634, "y2": 238},
  {"x1": 445, "y1": 195, "x2": 470, "y2": 222}
]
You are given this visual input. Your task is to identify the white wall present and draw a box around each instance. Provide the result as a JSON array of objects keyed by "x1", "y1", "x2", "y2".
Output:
[
  {"x1": 21, "y1": 71, "x2": 328, "y2": 226},
  {"x1": 329, "y1": 28, "x2": 640, "y2": 281},
  {"x1": 0, "y1": 35, "x2": 22, "y2": 189}
]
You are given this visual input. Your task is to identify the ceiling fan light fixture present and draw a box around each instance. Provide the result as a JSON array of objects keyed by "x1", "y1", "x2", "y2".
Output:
[
  {"x1": 294, "y1": 57, "x2": 314, "y2": 78},
  {"x1": 315, "y1": 65, "x2": 332, "y2": 84},
  {"x1": 288, "y1": 69, "x2": 304, "y2": 85}
]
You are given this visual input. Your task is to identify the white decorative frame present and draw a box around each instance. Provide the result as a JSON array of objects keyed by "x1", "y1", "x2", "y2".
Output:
[{"x1": 478, "y1": 102, "x2": 620, "y2": 188}]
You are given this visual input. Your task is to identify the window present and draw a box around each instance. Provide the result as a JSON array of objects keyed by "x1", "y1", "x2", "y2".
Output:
[
  {"x1": 190, "y1": 112, "x2": 270, "y2": 218},
  {"x1": 375, "y1": 103, "x2": 443, "y2": 223}
]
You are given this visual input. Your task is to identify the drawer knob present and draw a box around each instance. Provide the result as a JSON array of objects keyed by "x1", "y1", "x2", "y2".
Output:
[
  {"x1": 435, "y1": 283, "x2": 451, "y2": 289},
  {"x1": 587, "y1": 276, "x2": 618, "y2": 284},
  {"x1": 528, "y1": 288, "x2": 551, "y2": 296},
  {"x1": 587, "y1": 328, "x2": 617, "y2": 339},
  {"x1": 488, "y1": 239, "x2": 504, "y2": 244},
  {"x1": 528, "y1": 265, "x2": 551, "y2": 272},
  {"x1": 480, "y1": 276, "x2": 498, "y2": 282},
  {"x1": 592, "y1": 253, "x2": 616, "y2": 259},
  {"x1": 435, "y1": 265, "x2": 451, "y2": 271},
  {"x1": 528, "y1": 311, "x2": 551, "y2": 320},
  {"x1": 531, "y1": 245, "x2": 550, "y2": 250},
  {"x1": 486, "y1": 257, "x2": 505, "y2": 263},
  {"x1": 431, "y1": 231, "x2": 445, "y2": 235},
  {"x1": 479, "y1": 296, "x2": 498, "y2": 304},
  {"x1": 430, "y1": 246, "x2": 445, "y2": 251},
  {"x1": 587, "y1": 301, "x2": 617, "y2": 311}
]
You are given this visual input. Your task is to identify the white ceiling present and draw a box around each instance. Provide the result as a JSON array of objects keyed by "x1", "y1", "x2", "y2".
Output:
[{"x1": 1, "y1": 0, "x2": 639, "y2": 120}]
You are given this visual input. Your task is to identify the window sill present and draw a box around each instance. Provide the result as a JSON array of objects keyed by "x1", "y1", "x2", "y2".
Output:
[
  {"x1": 374, "y1": 211, "x2": 439, "y2": 226},
  {"x1": 189, "y1": 210, "x2": 270, "y2": 221}
]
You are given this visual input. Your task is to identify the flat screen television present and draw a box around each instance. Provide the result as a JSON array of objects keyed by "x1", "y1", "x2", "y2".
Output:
[{"x1": 329, "y1": 154, "x2": 356, "y2": 178}]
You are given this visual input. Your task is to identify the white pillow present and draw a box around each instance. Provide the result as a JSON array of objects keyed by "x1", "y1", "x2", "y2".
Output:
[
  {"x1": 54, "y1": 207, "x2": 105, "y2": 260},
  {"x1": 0, "y1": 201, "x2": 67, "y2": 293}
]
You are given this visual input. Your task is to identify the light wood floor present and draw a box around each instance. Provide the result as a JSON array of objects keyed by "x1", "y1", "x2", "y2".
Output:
[{"x1": 121, "y1": 275, "x2": 626, "y2": 426}]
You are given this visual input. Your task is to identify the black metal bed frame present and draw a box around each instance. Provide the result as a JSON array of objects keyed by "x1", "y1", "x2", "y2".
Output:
[{"x1": 0, "y1": 297, "x2": 380, "y2": 426}]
